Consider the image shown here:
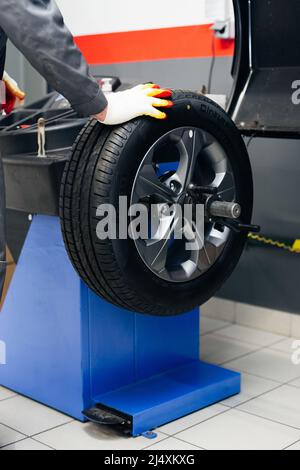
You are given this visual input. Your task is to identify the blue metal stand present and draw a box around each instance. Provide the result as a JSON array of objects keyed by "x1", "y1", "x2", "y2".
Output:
[{"x1": 0, "y1": 216, "x2": 240, "y2": 436}]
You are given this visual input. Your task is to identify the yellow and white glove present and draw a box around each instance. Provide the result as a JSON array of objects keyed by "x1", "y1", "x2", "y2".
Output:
[
  {"x1": 2, "y1": 71, "x2": 26, "y2": 114},
  {"x1": 98, "y1": 83, "x2": 173, "y2": 126}
]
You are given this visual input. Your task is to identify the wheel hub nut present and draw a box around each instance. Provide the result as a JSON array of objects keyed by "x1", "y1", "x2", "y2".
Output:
[{"x1": 169, "y1": 180, "x2": 181, "y2": 193}]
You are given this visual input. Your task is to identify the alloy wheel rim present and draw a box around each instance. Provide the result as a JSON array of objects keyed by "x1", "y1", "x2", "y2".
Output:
[{"x1": 131, "y1": 127, "x2": 236, "y2": 283}]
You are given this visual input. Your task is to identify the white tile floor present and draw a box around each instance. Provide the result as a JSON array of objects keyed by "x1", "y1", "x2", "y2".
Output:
[{"x1": 0, "y1": 317, "x2": 299, "y2": 450}]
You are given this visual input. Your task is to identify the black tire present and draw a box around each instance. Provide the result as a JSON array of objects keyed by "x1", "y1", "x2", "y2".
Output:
[{"x1": 60, "y1": 91, "x2": 253, "y2": 316}]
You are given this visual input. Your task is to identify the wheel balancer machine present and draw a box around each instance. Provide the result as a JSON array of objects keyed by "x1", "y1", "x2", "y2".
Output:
[
  {"x1": 0, "y1": 0, "x2": 278, "y2": 437},
  {"x1": 0, "y1": 218, "x2": 240, "y2": 437}
]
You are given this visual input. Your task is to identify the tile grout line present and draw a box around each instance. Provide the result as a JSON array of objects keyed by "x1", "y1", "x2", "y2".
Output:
[
  {"x1": 165, "y1": 371, "x2": 300, "y2": 445},
  {"x1": 153, "y1": 369, "x2": 300, "y2": 443},
  {"x1": 287, "y1": 383, "x2": 300, "y2": 390},
  {"x1": 0, "y1": 417, "x2": 74, "y2": 441},
  {"x1": 221, "y1": 366, "x2": 285, "y2": 384},
  {"x1": 31, "y1": 436, "x2": 56, "y2": 450},
  {"x1": 165, "y1": 402, "x2": 300, "y2": 451},
  {"x1": 202, "y1": 341, "x2": 262, "y2": 365},
  {"x1": 218, "y1": 342, "x2": 296, "y2": 375},
  {"x1": 0, "y1": 420, "x2": 28, "y2": 439},
  {"x1": 237, "y1": 407, "x2": 300, "y2": 434},
  {"x1": 142, "y1": 434, "x2": 170, "y2": 450},
  {"x1": 289, "y1": 312, "x2": 292, "y2": 338},
  {"x1": 217, "y1": 345, "x2": 269, "y2": 367},
  {"x1": 142, "y1": 433, "x2": 206, "y2": 451},
  {"x1": 0, "y1": 417, "x2": 74, "y2": 448},
  {"x1": 200, "y1": 323, "x2": 232, "y2": 337},
  {"x1": 164, "y1": 434, "x2": 206, "y2": 450},
  {"x1": 233, "y1": 301, "x2": 237, "y2": 325},
  {"x1": 204, "y1": 301, "x2": 300, "y2": 339},
  {"x1": 222, "y1": 345, "x2": 300, "y2": 382},
  {"x1": 212, "y1": 331, "x2": 291, "y2": 350},
  {"x1": 29, "y1": 418, "x2": 74, "y2": 440},
  {"x1": 221, "y1": 382, "x2": 285, "y2": 410},
  {"x1": 164, "y1": 406, "x2": 232, "y2": 440},
  {"x1": 222, "y1": 368, "x2": 300, "y2": 413},
  {"x1": 170, "y1": 405, "x2": 300, "y2": 446},
  {"x1": 0, "y1": 395, "x2": 19, "y2": 404},
  {"x1": 284, "y1": 439, "x2": 300, "y2": 451},
  {"x1": 202, "y1": 325, "x2": 289, "y2": 365},
  {"x1": 0, "y1": 436, "x2": 30, "y2": 450},
  {"x1": 232, "y1": 383, "x2": 287, "y2": 409},
  {"x1": 1, "y1": 436, "x2": 54, "y2": 450}
]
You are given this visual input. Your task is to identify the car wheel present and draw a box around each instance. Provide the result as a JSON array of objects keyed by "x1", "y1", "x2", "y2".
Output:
[{"x1": 60, "y1": 91, "x2": 253, "y2": 316}]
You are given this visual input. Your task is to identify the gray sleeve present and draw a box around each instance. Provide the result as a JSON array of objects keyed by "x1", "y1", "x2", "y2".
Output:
[{"x1": 0, "y1": 0, "x2": 107, "y2": 116}]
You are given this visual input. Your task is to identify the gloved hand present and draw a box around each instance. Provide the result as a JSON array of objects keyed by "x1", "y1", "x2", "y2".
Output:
[
  {"x1": 96, "y1": 83, "x2": 173, "y2": 125},
  {"x1": 2, "y1": 71, "x2": 26, "y2": 115}
]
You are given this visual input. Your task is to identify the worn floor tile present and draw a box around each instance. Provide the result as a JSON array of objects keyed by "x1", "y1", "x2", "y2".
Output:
[
  {"x1": 145, "y1": 437, "x2": 201, "y2": 451},
  {"x1": 158, "y1": 404, "x2": 228, "y2": 435},
  {"x1": 200, "y1": 317, "x2": 229, "y2": 336},
  {"x1": 35, "y1": 421, "x2": 166, "y2": 451},
  {"x1": 289, "y1": 378, "x2": 300, "y2": 388},
  {"x1": 0, "y1": 396, "x2": 72, "y2": 436},
  {"x1": 0, "y1": 424, "x2": 25, "y2": 448},
  {"x1": 201, "y1": 334, "x2": 257, "y2": 365},
  {"x1": 201, "y1": 298, "x2": 236, "y2": 323},
  {"x1": 286, "y1": 440, "x2": 300, "y2": 450},
  {"x1": 0, "y1": 386, "x2": 16, "y2": 401},
  {"x1": 225, "y1": 349, "x2": 300, "y2": 383},
  {"x1": 216, "y1": 324, "x2": 284, "y2": 347},
  {"x1": 270, "y1": 338, "x2": 300, "y2": 354},
  {"x1": 235, "y1": 303, "x2": 291, "y2": 336},
  {"x1": 238, "y1": 385, "x2": 300, "y2": 429},
  {"x1": 2, "y1": 438, "x2": 52, "y2": 450},
  {"x1": 176, "y1": 409, "x2": 300, "y2": 450},
  {"x1": 221, "y1": 373, "x2": 279, "y2": 407}
]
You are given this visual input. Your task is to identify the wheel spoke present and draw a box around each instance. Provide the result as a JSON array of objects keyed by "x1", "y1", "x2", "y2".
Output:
[
  {"x1": 144, "y1": 237, "x2": 170, "y2": 273},
  {"x1": 145, "y1": 217, "x2": 175, "y2": 273},
  {"x1": 197, "y1": 218, "x2": 230, "y2": 273},
  {"x1": 182, "y1": 217, "x2": 204, "y2": 252},
  {"x1": 138, "y1": 206, "x2": 178, "y2": 273},
  {"x1": 201, "y1": 141, "x2": 228, "y2": 188},
  {"x1": 197, "y1": 246, "x2": 212, "y2": 272},
  {"x1": 216, "y1": 172, "x2": 235, "y2": 201},
  {"x1": 135, "y1": 162, "x2": 175, "y2": 202},
  {"x1": 166, "y1": 128, "x2": 204, "y2": 191}
]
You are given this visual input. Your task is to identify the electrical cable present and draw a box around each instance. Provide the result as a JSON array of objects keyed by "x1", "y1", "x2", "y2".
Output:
[
  {"x1": 207, "y1": 34, "x2": 216, "y2": 94},
  {"x1": 246, "y1": 133, "x2": 257, "y2": 150},
  {"x1": 248, "y1": 233, "x2": 300, "y2": 254}
]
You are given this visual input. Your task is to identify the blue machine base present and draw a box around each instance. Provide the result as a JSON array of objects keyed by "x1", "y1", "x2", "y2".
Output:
[
  {"x1": 95, "y1": 361, "x2": 240, "y2": 437},
  {"x1": 0, "y1": 216, "x2": 240, "y2": 436}
]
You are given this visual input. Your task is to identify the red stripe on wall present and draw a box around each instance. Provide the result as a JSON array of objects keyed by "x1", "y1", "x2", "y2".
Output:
[{"x1": 74, "y1": 24, "x2": 234, "y2": 65}]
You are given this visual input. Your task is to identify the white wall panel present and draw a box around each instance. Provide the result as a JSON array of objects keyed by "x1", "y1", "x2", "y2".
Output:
[
  {"x1": 205, "y1": 0, "x2": 234, "y2": 22},
  {"x1": 56, "y1": 0, "x2": 232, "y2": 36}
]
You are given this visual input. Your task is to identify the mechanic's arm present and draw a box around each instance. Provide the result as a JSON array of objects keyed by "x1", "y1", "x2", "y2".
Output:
[
  {"x1": 0, "y1": 0, "x2": 172, "y2": 123},
  {"x1": 0, "y1": 0, "x2": 107, "y2": 117}
]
